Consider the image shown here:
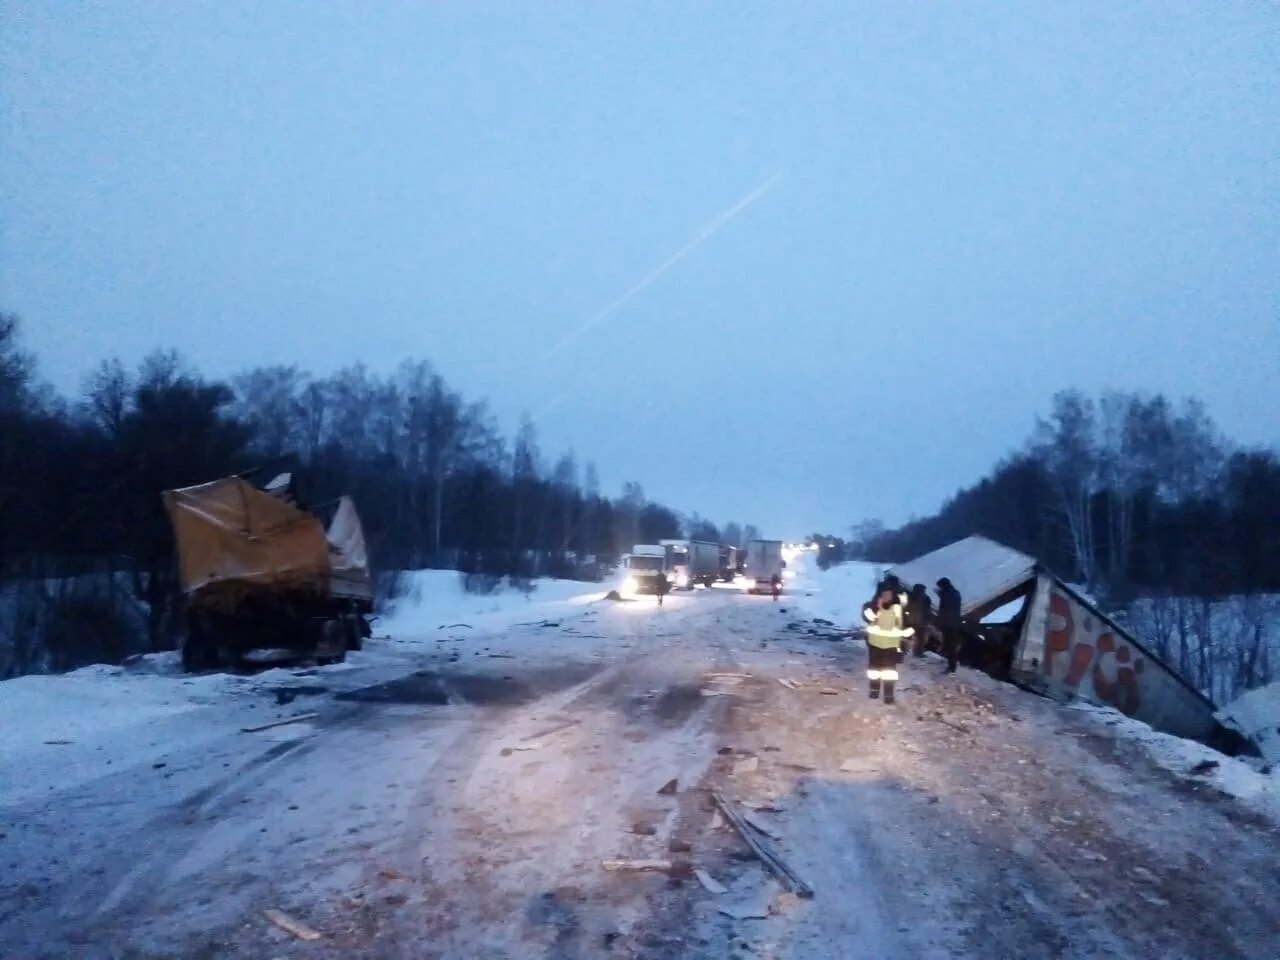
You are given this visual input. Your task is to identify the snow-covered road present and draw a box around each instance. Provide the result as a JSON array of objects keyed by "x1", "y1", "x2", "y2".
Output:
[{"x1": 2, "y1": 579, "x2": 1278, "y2": 959}]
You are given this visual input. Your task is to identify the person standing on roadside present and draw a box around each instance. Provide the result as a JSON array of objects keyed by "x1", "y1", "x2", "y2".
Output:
[
  {"x1": 936, "y1": 577, "x2": 963, "y2": 673},
  {"x1": 655, "y1": 571, "x2": 671, "y2": 607},
  {"x1": 906, "y1": 583, "x2": 933, "y2": 658},
  {"x1": 861, "y1": 586, "x2": 913, "y2": 704}
]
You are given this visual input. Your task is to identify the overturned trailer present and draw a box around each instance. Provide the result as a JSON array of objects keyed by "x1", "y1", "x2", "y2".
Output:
[
  {"x1": 163, "y1": 476, "x2": 373, "y2": 671},
  {"x1": 890, "y1": 536, "x2": 1218, "y2": 741}
]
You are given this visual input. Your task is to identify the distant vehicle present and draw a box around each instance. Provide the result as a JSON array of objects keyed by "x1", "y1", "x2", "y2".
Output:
[
  {"x1": 619, "y1": 544, "x2": 671, "y2": 597},
  {"x1": 660, "y1": 538, "x2": 720, "y2": 588},
  {"x1": 744, "y1": 539, "x2": 785, "y2": 594},
  {"x1": 719, "y1": 545, "x2": 739, "y2": 583},
  {"x1": 163, "y1": 474, "x2": 373, "y2": 671}
]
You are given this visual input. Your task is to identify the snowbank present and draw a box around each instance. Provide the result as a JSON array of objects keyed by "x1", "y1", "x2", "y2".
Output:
[
  {"x1": 1068, "y1": 701, "x2": 1279, "y2": 821},
  {"x1": 1216, "y1": 680, "x2": 1280, "y2": 764},
  {"x1": 377, "y1": 570, "x2": 605, "y2": 641},
  {"x1": 789, "y1": 555, "x2": 884, "y2": 626}
]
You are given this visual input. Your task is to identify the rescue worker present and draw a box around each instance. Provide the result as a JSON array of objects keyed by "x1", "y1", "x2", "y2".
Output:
[
  {"x1": 936, "y1": 577, "x2": 963, "y2": 673},
  {"x1": 861, "y1": 586, "x2": 913, "y2": 704},
  {"x1": 906, "y1": 583, "x2": 932, "y2": 658}
]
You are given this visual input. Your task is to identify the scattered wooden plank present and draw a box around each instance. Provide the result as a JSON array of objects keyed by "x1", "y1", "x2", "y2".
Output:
[
  {"x1": 263, "y1": 908, "x2": 322, "y2": 941},
  {"x1": 241, "y1": 713, "x2": 318, "y2": 734},
  {"x1": 742, "y1": 811, "x2": 782, "y2": 840},
  {"x1": 733, "y1": 756, "x2": 759, "y2": 775},
  {"x1": 601, "y1": 859, "x2": 672, "y2": 873},
  {"x1": 694, "y1": 867, "x2": 727, "y2": 894},
  {"x1": 657, "y1": 778, "x2": 679, "y2": 795},
  {"x1": 711, "y1": 791, "x2": 813, "y2": 899}
]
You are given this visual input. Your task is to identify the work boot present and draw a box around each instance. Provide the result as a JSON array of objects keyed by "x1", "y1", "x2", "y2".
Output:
[
  {"x1": 883, "y1": 681, "x2": 896, "y2": 705},
  {"x1": 868, "y1": 680, "x2": 881, "y2": 700}
]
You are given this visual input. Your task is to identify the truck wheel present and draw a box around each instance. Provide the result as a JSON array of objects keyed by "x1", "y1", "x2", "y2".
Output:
[
  {"x1": 181, "y1": 630, "x2": 219, "y2": 673},
  {"x1": 344, "y1": 614, "x2": 363, "y2": 652}
]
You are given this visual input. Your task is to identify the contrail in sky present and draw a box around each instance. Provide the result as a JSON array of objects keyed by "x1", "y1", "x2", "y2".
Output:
[{"x1": 537, "y1": 172, "x2": 782, "y2": 368}]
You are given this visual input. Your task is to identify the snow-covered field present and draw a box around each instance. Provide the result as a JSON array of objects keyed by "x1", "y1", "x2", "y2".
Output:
[
  {"x1": 378, "y1": 569, "x2": 606, "y2": 638},
  {"x1": 2, "y1": 559, "x2": 1278, "y2": 959}
]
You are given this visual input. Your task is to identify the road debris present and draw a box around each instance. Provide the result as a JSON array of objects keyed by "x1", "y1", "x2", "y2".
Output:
[
  {"x1": 776, "y1": 678, "x2": 801, "y2": 691},
  {"x1": 694, "y1": 868, "x2": 727, "y2": 894},
  {"x1": 657, "y1": 777, "x2": 679, "y2": 795},
  {"x1": 742, "y1": 811, "x2": 781, "y2": 840},
  {"x1": 601, "y1": 859, "x2": 672, "y2": 873},
  {"x1": 719, "y1": 901, "x2": 771, "y2": 920},
  {"x1": 712, "y1": 791, "x2": 813, "y2": 898},
  {"x1": 1188, "y1": 759, "x2": 1219, "y2": 776},
  {"x1": 241, "y1": 713, "x2": 318, "y2": 734},
  {"x1": 733, "y1": 756, "x2": 759, "y2": 775},
  {"x1": 263, "y1": 908, "x2": 322, "y2": 941}
]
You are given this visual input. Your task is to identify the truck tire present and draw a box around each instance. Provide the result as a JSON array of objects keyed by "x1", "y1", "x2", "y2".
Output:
[
  {"x1": 316, "y1": 618, "x2": 348, "y2": 666},
  {"x1": 181, "y1": 629, "x2": 219, "y2": 673},
  {"x1": 344, "y1": 614, "x2": 363, "y2": 652}
]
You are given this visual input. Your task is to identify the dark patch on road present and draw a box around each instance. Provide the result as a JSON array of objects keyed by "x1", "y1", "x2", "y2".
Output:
[
  {"x1": 653, "y1": 684, "x2": 705, "y2": 727},
  {"x1": 270, "y1": 684, "x2": 328, "y2": 705},
  {"x1": 337, "y1": 663, "x2": 603, "y2": 708}
]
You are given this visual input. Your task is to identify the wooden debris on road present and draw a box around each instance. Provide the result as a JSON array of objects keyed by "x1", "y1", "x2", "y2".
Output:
[
  {"x1": 712, "y1": 791, "x2": 813, "y2": 899},
  {"x1": 928, "y1": 715, "x2": 970, "y2": 734},
  {"x1": 775, "y1": 677, "x2": 801, "y2": 690},
  {"x1": 264, "y1": 908, "x2": 322, "y2": 941},
  {"x1": 718, "y1": 892, "x2": 773, "y2": 920},
  {"x1": 742, "y1": 811, "x2": 781, "y2": 840},
  {"x1": 241, "y1": 713, "x2": 318, "y2": 734},
  {"x1": 601, "y1": 859, "x2": 672, "y2": 873},
  {"x1": 733, "y1": 756, "x2": 759, "y2": 775},
  {"x1": 657, "y1": 777, "x2": 679, "y2": 795},
  {"x1": 694, "y1": 867, "x2": 727, "y2": 894}
]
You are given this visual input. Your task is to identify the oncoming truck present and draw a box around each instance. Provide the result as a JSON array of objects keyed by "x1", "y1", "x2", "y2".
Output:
[
  {"x1": 660, "y1": 539, "x2": 720, "y2": 589},
  {"x1": 619, "y1": 544, "x2": 671, "y2": 597},
  {"x1": 163, "y1": 475, "x2": 373, "y2": 671},
  {"x1": 744, "y1": 539, "x2": 785, "y2": 595}
]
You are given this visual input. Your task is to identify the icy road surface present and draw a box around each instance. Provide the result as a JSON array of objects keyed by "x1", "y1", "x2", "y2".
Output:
[{"x1": 2, "y1": 584, "x2": 1278, "y2": 959}]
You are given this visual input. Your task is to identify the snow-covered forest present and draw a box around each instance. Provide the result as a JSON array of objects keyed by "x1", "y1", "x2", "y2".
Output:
[{"x1": 0, "y1": 314, "x2": 756, "y2": 676}]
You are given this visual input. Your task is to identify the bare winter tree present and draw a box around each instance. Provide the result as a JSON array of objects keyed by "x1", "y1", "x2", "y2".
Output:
[
  {"x1": 231, "y1": 365, "x2": 308, "y2": 457},
  {"x1": 1032, "y1": 390, "x2": 1100, "y2": 586}
]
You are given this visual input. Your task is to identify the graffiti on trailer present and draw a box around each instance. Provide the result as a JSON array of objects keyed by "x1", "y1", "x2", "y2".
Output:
[{"x1": 1044, "y1": 589, "x2": 1145, "y2": 715}]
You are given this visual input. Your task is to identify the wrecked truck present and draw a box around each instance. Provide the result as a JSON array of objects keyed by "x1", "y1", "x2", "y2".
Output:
[{"x1": 162, "y1": 476, "x2": 373, "y2": 671}]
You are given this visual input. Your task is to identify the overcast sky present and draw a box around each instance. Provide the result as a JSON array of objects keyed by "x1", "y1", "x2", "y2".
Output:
[{"x1": 2, "y1": 2, "x2": 1277, "y2": 537}]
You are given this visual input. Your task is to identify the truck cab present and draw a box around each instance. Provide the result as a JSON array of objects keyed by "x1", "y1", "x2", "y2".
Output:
[{"x1": 620, "y1": 545, "x2": 671, "y2": 597}]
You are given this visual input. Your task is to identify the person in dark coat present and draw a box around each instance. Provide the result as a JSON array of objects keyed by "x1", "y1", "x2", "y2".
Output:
[
  {"x1": 654, "y1": 571, "x2": 671, "y2": 607},
  {"x1": 936, "y1": 577, "x2": 963, "y2": 673},
  {"x1": 906, "y1": 583, "x2": 933, "y2": 658}
]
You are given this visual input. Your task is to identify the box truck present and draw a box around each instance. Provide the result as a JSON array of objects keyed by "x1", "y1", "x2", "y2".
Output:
[
  {"x1": 660, "y1": 539, "x2": 721, "y2": 589},
  {"x1": 744, "y1": 539, "x2": 785, "y2": 595}
]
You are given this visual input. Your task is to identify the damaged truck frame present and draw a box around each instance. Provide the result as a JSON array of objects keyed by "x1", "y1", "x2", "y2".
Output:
[{"x1": 163, "y1": 476, "x2": 373, "y2": 672}]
